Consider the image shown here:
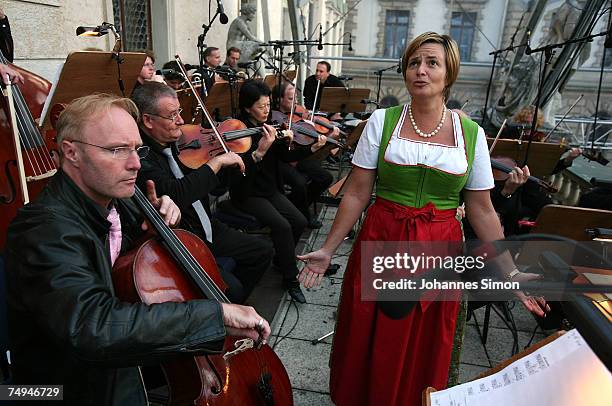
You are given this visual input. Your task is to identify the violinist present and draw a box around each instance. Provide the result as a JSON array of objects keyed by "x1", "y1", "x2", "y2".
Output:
[
  {"x1": 273, "y1": 82, "x2": 334, "y2": 229},
  {"x1": 131, "y1": 49, "x2": 156, "y2": 95},
  {"x1": 197, "y1": 46, "x2": 222, "y2": 92},
  {"x1": 132, "y1": 82, "x2": 273, "y2": 304},
  {"x1": 303, "y1": 61, "x2": 344, "y2": 111},
  {"x1": 5, "y1": 94, "x2": 270, "y2": 405},
  {"x1": 224, "y1": 46, "x2": 241, "y2": 72},
  {"x1": 230, "y1": 79, "x2": 327, "y2": 303}
]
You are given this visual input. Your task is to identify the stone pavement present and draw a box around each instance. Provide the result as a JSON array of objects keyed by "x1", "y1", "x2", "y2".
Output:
[{"x1": 266, "y1": 204, "x2": 549, "y2": 405}]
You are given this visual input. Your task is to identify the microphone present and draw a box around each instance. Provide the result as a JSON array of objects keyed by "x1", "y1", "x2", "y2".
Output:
[
  {"x1": 337, "y1": 75, "x2": 353, "y2": 81},
  {"x1": 237, "y1": 61, "x2": 256, "y2": 68},
  {"x1": 348, "y1": 34, "x2": 353, "y2": 52},
  {"x1": 397, "y1": 57, "x2": 402, "y2": 74},
  {"x1": 156, "y1": 68, "x2": 180, "y2": 76},
  {"x1": 525, "y1": 30, "x2": 532, "y2": 55},
  {"x1": 318, "y1": 25, "x2": 323, "y2": 51},
  {"x1": 217, "y1": 0, "x2": 229, "y2": 24}
]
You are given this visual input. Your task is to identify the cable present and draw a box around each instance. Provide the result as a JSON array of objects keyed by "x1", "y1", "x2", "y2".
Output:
[{"x1": 272, "y1": 300, "x2": 300, "y2": 350}]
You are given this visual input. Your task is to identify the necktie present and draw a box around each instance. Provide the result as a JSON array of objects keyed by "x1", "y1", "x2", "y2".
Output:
[
  {"x1": 107, "y1": 206, "x2": 122, "y2": 266},
  {"x1": 161, "y1": 148, "x2": 213, "y2": 243}
]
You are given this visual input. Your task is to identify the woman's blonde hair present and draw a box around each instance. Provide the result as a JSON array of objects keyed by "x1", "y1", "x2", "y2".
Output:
[
  {"x1": 401, "y1": 32, "x2": 460, "y2": 101},
  {"x1": 55, "y1": 94, "x2": 139, "y2": 150},
  {"x1": 514, "y1": 105, "x2": 544, "y2": 127}
]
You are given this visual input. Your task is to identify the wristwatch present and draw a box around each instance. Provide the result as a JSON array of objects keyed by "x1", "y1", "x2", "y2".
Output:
[
  {"x1": 251, "y1": 150, "x2": 262, "y2": 163},
  {"x1": 506, "y1": 268, "x2": 520, "y2": 281},
  {"x1": 501, "y1": 190, "x2": 513, "y2": 199}
]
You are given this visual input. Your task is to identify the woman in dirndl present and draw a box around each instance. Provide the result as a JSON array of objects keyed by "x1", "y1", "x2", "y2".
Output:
[{"x1": 298, "y1": 32, "x2": 548, "y2": 406}]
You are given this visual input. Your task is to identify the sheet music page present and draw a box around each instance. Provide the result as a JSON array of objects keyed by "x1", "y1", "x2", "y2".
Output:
[
  {"x1": 40, "y1": 61, "x2": 64, "y2": 128},
  {"x1": 430, "y1": 329, "x2": 612, "y2": 406}
]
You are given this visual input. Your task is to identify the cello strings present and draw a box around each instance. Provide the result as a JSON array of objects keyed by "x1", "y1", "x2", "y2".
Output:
[
  {"x1": 14, "y1": 85, "x2": 56, "y2": 171},
  {"x1": 134, "y1": 187, "x2": 230, "y2": 303},
  {"x1": 11, "y1": 82, "x2": 56, "y2": 174}
]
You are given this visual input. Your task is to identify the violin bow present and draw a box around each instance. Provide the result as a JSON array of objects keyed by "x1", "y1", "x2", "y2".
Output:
[
  {"x1": 489, "y1": 118, "x2": 508, "y2": 154},
  {"x1": 310, "y1": 79, "x2": 321, "y2": 122},
  {"x1": 174, "y1": 55, "x2": 244, "y2": 175},
  {"x1": 542, "y1": 94, "x2": 583, "y2": 142},
  {"x1": 2, "y1": 74, "x2": 30, "y2": 203}
]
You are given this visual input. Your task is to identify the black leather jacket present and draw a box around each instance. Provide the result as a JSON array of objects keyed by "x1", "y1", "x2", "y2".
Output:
[{"x1": 5, "y1": 171, "x2": 226, "y2": 405}]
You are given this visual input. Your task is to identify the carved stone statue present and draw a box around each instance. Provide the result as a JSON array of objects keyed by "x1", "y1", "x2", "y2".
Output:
[{"x1": 226, "y1": 4, "x2": 267, "y2": 76}]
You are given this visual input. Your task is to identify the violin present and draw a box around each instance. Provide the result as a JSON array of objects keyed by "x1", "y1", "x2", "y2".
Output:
[
  {"x1": 0, "y1": 52, "x2": 55, "y2": 249},
  {"x1": 112, "y1": 186, "x2": 293, "y2": 405},
  {"x1": 269, "y1": 110, "x2": 348, "y2": 150},
  {"x1": 177, "y1": 120, "x2": 288, "y2": 170},
  {"x1": 291, "y1": 104, "x2": 347, "y2": 137},
  {"x1": 491, "y1": 156, "x2": 558, "y2": 193}
]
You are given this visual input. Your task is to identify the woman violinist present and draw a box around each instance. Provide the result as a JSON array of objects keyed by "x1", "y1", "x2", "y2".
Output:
[
  {"x1": 272, "y1": 82, "x2": 335, "y2": 229},
  {"x1": 298, "y1": 32, "x2": 549, "y2": 405},
  {"x1": 230, "y1": 79, "x2": 327, "y2": 303}
]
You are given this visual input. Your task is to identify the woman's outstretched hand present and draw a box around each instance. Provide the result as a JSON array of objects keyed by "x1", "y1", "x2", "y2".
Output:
[
  {"x1": 297, "y1": 249, "x2": 332, "y2": 288},
  {"x1": 512, "y1": 272, "x2": 551, "y2": 317}
]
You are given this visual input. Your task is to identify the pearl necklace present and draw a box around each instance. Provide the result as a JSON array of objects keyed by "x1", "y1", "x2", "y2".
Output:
[{"x1": 408, "y1": 103, "x2": 447, "y2": 138}]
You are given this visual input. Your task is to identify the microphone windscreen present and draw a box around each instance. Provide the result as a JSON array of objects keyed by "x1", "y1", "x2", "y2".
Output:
[{"x1": 220, "y1": 13, "x2": 229, "y2": 24}]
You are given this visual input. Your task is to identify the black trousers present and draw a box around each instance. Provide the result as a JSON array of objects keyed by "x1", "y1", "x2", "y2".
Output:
[
  {"x1": 210, "y1": 218, "x2": 273, "y2": 303},
  {"x1": 281, "y1": 160, "x2": 333, "y2": 220},
  {"x1": 232, "y1": 193, "x2": 307, "y2": 283}
]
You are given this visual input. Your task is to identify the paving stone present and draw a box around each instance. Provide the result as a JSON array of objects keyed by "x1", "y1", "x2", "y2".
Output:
[
  {"x1": 297, "y1": 276, "x2": 343, "y2": 307},
  {"x1": 460, "y1": 324, "x2": 546, "y2": 367},
  {"x1": 457, "y1": 363, "x2": 489, "y2": 384},
  {"x1": 273, "y1": 337, "x2": 331, "y2": 393},
  {"x1": 466, "y1": 301, "x2": 540, "y2": 333},
  {"x1": 292, "y1": 389, "x2": 334, "y2": 406},
  {"x1": 275, "y1": 302, "x2": 337, "y2": 341}
]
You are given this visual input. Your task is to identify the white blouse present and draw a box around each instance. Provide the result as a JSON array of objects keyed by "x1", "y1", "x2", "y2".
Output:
[{"x1": 352, "y1": 106, "x2": 494, "y2": 190}]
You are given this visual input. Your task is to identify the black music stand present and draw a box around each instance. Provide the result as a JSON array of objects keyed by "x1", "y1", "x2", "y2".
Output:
[{"x1": 318, "y1": 87, "x2": 370, "y2": 117}]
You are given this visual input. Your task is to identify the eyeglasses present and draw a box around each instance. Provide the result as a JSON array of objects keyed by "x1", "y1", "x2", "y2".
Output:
[
  {"x1": 70, "y1": 140, "x2": 150, "y2": 160},
  {"x1": 147, "y1": 108, "x2": 183, "y2": 122}
]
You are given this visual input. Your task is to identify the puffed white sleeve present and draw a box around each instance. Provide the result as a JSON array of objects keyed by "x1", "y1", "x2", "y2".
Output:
[
  {"x1": 464, "y1": 126, "x2": 495, "y2": 190},
  {"x1": 351, "y1": 109, "x2": 385, "y2": 169}
]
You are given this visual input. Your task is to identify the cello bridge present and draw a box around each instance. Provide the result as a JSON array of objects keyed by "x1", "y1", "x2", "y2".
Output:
[{"x1": 223, "y1": 338, "x2": 254, "y2": 360}]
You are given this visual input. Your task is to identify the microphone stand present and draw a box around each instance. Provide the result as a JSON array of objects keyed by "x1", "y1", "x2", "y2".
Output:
[
  {"x1": 197, "y1": 4, "x2": 223, "y2": 102},
  {"x1": 266, "y1": 39, "x2": 319, "y2": 94},
  {"x1": 374, "y1": 63, "x2": 400, "y2": 104},
  {"x1": 522, "y1": 28, "x2": 610, "y2": 167}
]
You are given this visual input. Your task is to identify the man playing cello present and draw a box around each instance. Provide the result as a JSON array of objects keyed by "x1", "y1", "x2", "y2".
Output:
[{"x1": 5, "y1": 93, "x2": 270, "y2": 404}]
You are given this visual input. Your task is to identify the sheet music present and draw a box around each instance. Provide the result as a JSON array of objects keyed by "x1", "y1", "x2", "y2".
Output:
[
  {"x1": 430, "y1": 329, "x2": 612, "y2": 406},
  {"x1": 39, "y1": 61, "x2": 64, "y2": 128},
  {"x1": 583, "y1": 273, "x2": 612, "y2": 300}
]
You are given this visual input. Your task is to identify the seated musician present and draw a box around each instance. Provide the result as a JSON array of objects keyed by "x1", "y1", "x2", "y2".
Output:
[
  {"x1": 5, "y1": 93, "x2": 270, "y2": 405},
  {"x1": 230, "y1": 80, "x2": 327, "y2": 303},
  {"x1": 303, "y1": 60, "x2": 344, "y2": 111},
  {"x1": 160, "y1": 60, "x2": 186, "y2": 90},
  {"x1": 273, "y1": 82, "x2": 334, "y2": 229},
  {"x1": 224, "y1": 46, "x2": 241, "y2": 72},
  {"x1": 132, "y1": 49, "x2": 157, "y2": 95},
  {"x1": 198, "y1": 46, "x2": 223, "y2": 92},
  {"x1": 132, "y1": 82, "x2": 273, "y2": 304},
  {"x1": 0, "y1": 62, "x2": 22, "y2": 84}
]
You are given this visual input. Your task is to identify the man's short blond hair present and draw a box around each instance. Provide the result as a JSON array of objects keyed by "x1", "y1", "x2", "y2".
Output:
[
  {"x1": 401, "y1": 32, "x2": 460, "y2": 101},
  {"x1": 55, "y1": 93, "x2": 139, "y2": 149}
]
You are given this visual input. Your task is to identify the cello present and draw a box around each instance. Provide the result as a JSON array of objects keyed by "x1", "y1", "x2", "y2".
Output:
[
  {"x1": 112, "y1": 186, "x2": 293, "y2": 405},
  {"x1": 0, "y1": 51, "x2": 55, "y2": 249}
]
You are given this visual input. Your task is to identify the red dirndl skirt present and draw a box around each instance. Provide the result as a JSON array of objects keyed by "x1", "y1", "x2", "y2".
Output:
[{"x1": 330, "y1": 197, "x2": 463, "y2": 406}]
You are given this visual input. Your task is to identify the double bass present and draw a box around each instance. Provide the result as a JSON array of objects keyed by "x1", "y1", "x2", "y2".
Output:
[
  {"x1": 0, "y1": 51, "x2": 55, "y2": 249},
  {"x1": 112, "y1": 186, "x2": 293, "y2": 405}
]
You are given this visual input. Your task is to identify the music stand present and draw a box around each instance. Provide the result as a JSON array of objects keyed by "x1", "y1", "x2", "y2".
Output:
[
  {"x1": 487, "y1": 138, "x2": 565, "y2": 178},
  {"x1": 264, "y1": 70, "x2": 296, "y2": 90},
  {"x1": 319, "y1": 88, "x2": 370, "y2": 116},
  {"x1": 41, "y1": 51, "x2": 146, "y2": 131},
  {"x1": 205, "y1": 80, "x2": 245, "y2": 121}
]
